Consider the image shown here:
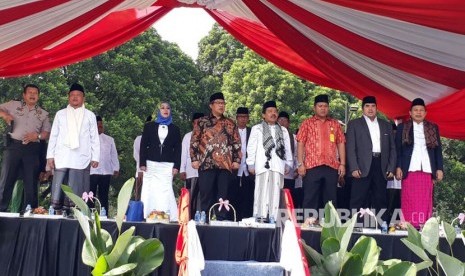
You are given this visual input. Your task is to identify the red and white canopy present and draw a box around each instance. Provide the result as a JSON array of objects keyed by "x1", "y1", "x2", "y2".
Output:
[{"x1": 1, "y1": 0, "x2": 465, "y2": 138}]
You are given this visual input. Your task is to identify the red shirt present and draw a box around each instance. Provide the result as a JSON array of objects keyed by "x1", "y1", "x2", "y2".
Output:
[{"x1": 296, "y1": 116, "x2": 345, "y2": 170}]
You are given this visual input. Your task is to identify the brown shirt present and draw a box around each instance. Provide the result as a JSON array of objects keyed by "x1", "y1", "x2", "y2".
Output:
[
  {"x1": 190, "y1": 113, "x2": 242, "y2": 172},
  {"x1": 0, "y1": 100, "x2": 51, "y2": 140}
]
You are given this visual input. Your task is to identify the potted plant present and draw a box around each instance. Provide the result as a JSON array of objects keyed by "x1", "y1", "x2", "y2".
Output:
[
  {"x1": 302, "y1": 202, "x2": 417, "y2": 275},
  {"x1": 401, "y1": 216, "x2": 465, "y2": 275},
  {"x1": 62, "y1": 178, "x2": 164, "y2": 276}
]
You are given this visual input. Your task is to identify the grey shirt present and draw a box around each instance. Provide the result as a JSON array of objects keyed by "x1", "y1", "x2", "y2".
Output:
[{"x1": 0, "y1": 100, "x2": 51, "y2": 140}]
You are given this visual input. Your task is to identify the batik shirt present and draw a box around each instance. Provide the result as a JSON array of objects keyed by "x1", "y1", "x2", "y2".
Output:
[
  {"x1": 190, "y1": 113, "x2": 241, "y2": 172},
  {"x1": 296, "y1": 116, "x2": 345, "y2": 170}
]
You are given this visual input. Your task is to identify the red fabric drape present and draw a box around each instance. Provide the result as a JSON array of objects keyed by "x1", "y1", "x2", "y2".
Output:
[
  {"x1": 324, "y1": 0, "x2": 465, "y2": 34},
  {"x1": 267, "y1": 0, "x2": 465, "y2": 89},
  {"x1": 0, "y1": 6, "x2": 172, "y2": 77},
  {"x1": 175, "y1": 188, "x2": 190, "y2": 276},
  {"x1": 208, "y1": 10, "x2": 344, "y2": 91}
]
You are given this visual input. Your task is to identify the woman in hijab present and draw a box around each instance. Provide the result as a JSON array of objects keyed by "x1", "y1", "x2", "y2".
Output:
[{"x1": 140, "y1": 101, "x2": 181, "y2": 221}]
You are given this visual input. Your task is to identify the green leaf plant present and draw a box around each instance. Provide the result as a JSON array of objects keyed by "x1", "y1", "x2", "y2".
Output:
[
  {"x1": 302, "y1": 202, "x2": 417, "y2": 276},
  {"x1": 62, "y1": 178, "x2": 164, "y2": 276},
  {"x1": 400, "y1": 217, "x2": 465, "y2": 276}
]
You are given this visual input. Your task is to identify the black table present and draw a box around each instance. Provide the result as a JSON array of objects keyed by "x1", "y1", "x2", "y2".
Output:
[{"x1": 0, "y1": 217, "x2": 281, "y2": 276}]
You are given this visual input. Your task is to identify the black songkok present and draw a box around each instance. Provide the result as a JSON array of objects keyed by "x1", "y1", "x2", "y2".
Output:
[
  {"x1": 192, "y1": 112, "x2": 204, "y2": 121},
  {"x1": 411, "y1": 98, "x2": 426, "y2": 108},
  {"x1": 209, "y1": 92, "x2": 224, "y2": 103},
  {"x1": 236, "y1": 107, "x2": 249, "y2": 115},
  {"x1": 278, "y1": 111, "x2": 289, "y2": 120},
  {"x1": 69, "y1": 83, "x2": 84, "y2": 94},
  {"x1": 362, "y1": 96, "x2": 377, "y2": 106},
  {"x1": 262, "y1": 100, "x2": 277, "y2": 113},
  {"x1": 314, "y1": 94, "x2": 329, "y2": 105}
]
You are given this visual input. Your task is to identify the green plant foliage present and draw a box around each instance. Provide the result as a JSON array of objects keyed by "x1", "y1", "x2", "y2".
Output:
[
  {"x1": 302, "y1": 202, "x2": 416, "y2": 275},
  {"x1": 62, "y1": 178, "x2": 164, "y2": 276},
  {"x1": 401, "y1": 217, "x2": 465, "y2": 275}
]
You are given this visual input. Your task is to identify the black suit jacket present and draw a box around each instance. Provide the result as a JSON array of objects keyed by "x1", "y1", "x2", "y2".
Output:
[
  {"x1": 140, "y1": 122, "x2": 182, "y2": 170},
  {"x1": 395, "y1": 122, "x2": 443, "y2": 179},
  {"x1": 346, "y1": 117, "x2": 396, "y2": 179}
]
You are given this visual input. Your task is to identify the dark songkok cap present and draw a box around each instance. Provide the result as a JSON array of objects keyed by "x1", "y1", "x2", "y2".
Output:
[
  {"x1": 96, "y1": 115, "x2": 102, "y2": 122},
  {"x1": 192, "y1": 112, "x2": 204, "y2": 121},
  {"x1": 411, "y1": 98, "x2": 425, "y2": 108},
  {"x1": 262, "y1": 100, "x2": 277, "y2": 113},
  {"x1": 209, "y1": 92, "x2": 224, "y2": 103},
  {"x1": 236, "y1": 107, "x2": 249, "y2": 115},
  {"x1": 362, "y1": 96, "x2": 377, "y2": 106},
  {"x1": 69, "y1": 83, "x2": 84, "y2": 94},
  {"x1": 314, "y1": 94, "x2": 329, "y2": 105},
  {"x1": 278, "y1": 111, "x2": 289, "y2": 119}
]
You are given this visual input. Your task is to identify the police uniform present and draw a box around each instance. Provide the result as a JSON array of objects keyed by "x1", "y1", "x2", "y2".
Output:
[{"x1": 0, "y1": 100, "x2": 51, "y2": 211}]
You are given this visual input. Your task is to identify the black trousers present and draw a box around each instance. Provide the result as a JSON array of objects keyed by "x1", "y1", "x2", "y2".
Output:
[
  {"x1": 198, "y1": 169, "x2": 234, "y2": 220},
  {"x1": 89, "y1": 174, "x2": 112, "y2": 212},
  {"x1": 350, "y1": 156, "x2": 388, "y2": 222},
  {"x1": 186, "y1": 177, "x2": 200, "y2": 217},
  {"x1": 302, "y1": 165, "x2": 338, "y2": 218},
  {"x1": 283, "y1": 179, "x2": 302, "y2": 208},
  {"x1": 0, "y1": 142, "x2": 40, "y2": 211},
  {"x1": 232, "y1": 173, "x2": 255, "y2": 220}
]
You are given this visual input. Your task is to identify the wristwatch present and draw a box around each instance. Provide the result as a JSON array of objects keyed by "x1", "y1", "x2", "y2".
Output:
[
  {"x1": 297, "y1": 162, "x2": 303, "y2": 167},
  {"x1": 38, "y1": 133, "x2": 42, "y2": 141}
]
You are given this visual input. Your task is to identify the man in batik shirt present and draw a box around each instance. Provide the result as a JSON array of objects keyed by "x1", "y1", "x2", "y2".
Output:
[{"x1": 190, "y1": 92, "x2": 241, "y2": 220}]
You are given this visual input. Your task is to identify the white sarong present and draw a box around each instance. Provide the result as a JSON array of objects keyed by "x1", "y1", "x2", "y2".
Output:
[
  {"x1": 253, "y1": 170, "x2": 284, "y2": 220},
  {"x1": 141, "y1": 161, "x2": 178, "y2": 221}
]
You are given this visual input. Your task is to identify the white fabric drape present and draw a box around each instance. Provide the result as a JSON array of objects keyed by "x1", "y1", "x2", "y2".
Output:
[
  {"x1": 187, "y1": 220, "x2": 205, "y2": 276},
  {"x1": 280, "y1": 220, "x2": 305, "y2": 275},
  {"x1": 141, "y1": 161, "x2": 178, "y2": 221}
]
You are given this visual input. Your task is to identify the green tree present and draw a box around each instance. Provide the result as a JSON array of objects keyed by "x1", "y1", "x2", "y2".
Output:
[{"x1": 197, "y1": 24, "x2": 246, "y2": 78}]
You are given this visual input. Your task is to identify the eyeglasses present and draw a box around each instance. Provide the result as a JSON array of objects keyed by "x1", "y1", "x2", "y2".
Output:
[{"x1": 213, "y1": 101, "x2": 226, "y2": 105}]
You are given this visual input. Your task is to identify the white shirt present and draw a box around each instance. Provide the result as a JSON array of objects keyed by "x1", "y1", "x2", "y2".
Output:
[
  {"x1": 237, "y1": 127, "x2": 249, "y2": 177},
  {"x1": 180, "y1": 131, "x2": 198, "y2": 179},
  {"x1": 408, "y1": 122, "x2": 432, "y2": 173},
  {"x1": 158, "y1": 125, "x2": 168, "y2": 144},
  {"x1": 364, "y1": 115, "x2": 381, "y2": 153},
  {"x1": 91, "y1": 133, "x2": 119, "y2": 175},
  {"x1": 246, "y1": 123, "x2": 293, "y2": 175},
  {"x1": 47, "y1": 108, "x2": 100, "y2": 169},
  {"x1": 133, "y1": 135, "x2": 142, "y2": 177}
]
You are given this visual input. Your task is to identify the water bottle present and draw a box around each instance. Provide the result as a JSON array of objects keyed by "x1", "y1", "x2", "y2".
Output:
[
  {"x1": 200, "y1": 211, "x2": 206, "y2": 225},
  {"x1": 194, "y1": 211, "x2": 201, "y2": 224},
  {"x1": 381, "y1": 221, "x2": 388, "y2": 234},
  {"x1": 48, "y1": 205, "x2": 54, "y2": 215},
  {"x1": 100, "y1": 207, "x2": 107, "y2": 218},
  {"x1": 25, "y1": 204, "x2": 32, "y2": 216}
]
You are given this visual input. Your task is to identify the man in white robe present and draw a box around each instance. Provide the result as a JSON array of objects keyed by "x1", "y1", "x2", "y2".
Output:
[{"x1": 246, "y1": 101, "x2": 293, "y2": 220}]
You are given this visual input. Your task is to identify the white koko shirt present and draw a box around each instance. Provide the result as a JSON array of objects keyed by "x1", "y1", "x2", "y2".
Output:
[
  {"x1": 47, "y1": 108, "x2": 100, "y2": 169},
  {"x1": 91, "y1": 133, "x2": 119, "y2": 175}
]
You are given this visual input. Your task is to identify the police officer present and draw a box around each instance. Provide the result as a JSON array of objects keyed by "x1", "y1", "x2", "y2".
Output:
[{"x1": 0, "y1": 84, "x2": 51, "y2": 211}]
